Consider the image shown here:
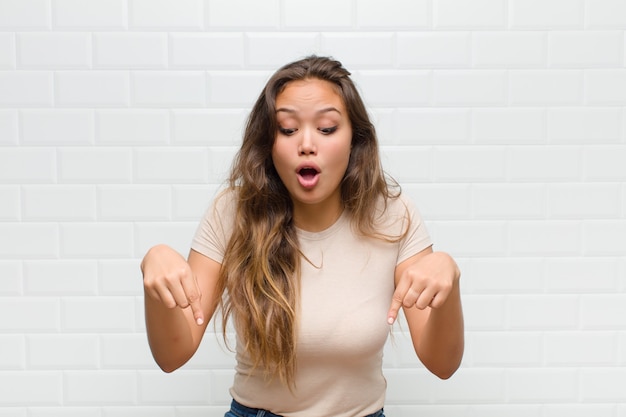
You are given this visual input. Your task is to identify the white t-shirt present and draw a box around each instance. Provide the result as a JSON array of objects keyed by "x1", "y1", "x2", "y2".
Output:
[{"x1": 192, "y1": 189, "x2": 432, "y2": 417}]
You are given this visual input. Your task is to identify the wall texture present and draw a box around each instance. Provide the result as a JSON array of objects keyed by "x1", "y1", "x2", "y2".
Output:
[{"x1": 1, "y1": 0, "x2": 625, "y2": 415}]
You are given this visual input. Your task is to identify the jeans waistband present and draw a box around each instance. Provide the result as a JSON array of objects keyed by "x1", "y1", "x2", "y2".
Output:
[{"x1": 229, "y1": 399, "x2": 384, "y2": 417}]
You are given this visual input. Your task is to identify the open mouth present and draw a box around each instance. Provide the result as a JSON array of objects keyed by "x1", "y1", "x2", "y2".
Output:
[{"x1": 298, "y1": 167, "x2": 319, "y2": 179}]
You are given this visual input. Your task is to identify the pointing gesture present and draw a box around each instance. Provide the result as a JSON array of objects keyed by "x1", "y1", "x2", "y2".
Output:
[
  {"x1": 142, "y1": 244, "x2": 205, "y2": 326},
  {"x1": 388, "y1": 249, "x2": 459, "y2": 325}
]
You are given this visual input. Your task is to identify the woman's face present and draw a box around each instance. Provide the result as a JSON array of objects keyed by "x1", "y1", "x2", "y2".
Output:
[{"x1": 271, "y1": 78, "x2": 352, "y2": 218}]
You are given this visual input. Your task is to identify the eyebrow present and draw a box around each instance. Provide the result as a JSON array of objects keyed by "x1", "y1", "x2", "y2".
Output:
[{"x1": 275, "y1": 107, "x2": 342, "y2": 115}]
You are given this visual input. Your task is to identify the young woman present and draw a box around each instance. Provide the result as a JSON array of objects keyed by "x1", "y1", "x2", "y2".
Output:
[{"x1": 141, "y1": 56, "x2": 464, "y2": 417}]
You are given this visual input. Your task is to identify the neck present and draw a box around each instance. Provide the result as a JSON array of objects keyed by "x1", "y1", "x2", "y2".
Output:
[{"x1": 292, "y1": 198, "x2": 344, "y2": 232}]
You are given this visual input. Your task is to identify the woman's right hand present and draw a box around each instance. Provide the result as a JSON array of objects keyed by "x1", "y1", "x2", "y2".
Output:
[{"x1": 141, "y1": 244, "x2": 205, "y2": 326}]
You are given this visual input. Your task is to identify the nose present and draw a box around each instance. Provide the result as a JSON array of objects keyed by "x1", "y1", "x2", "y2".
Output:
[{"x1": 298, "y1": 127, "x2": 317, "y2": 155}]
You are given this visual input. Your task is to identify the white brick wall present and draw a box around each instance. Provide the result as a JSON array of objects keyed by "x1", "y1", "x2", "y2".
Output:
[{"x1": 0, "y1": 0, "x2": 624, "y2": 415}]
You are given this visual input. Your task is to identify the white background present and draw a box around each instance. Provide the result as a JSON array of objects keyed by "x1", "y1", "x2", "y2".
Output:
[{"x1": 1, "y1": 0, "x2": 625, "y2": 415}]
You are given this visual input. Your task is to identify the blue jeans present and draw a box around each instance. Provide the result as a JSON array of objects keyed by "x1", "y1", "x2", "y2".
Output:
[{"x1": 225, "y1": 399, "x2": 385, "y2": 417}]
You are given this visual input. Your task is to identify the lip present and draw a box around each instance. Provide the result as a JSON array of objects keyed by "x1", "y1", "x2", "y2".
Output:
[{"x1": 295, "y1": 162, "x2": 321, "y2": 189}]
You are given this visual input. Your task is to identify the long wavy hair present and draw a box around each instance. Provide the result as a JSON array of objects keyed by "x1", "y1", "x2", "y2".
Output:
[{"x1": 218, "y1": 55, "x2": 400, "y2": 386}]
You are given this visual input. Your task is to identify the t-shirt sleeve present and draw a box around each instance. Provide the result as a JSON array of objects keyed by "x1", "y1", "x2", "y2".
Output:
[
  {"x1": 190, "y1": 190, "x2": 236, "y2": 264},
  {"x1": 396, "y1": 195, "x2": 433, "y2": 265}
]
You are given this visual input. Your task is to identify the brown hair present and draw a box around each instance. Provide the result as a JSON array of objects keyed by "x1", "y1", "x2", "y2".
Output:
[{"x1": 218, "y1": 55, "x2": 400, "y2": 386}]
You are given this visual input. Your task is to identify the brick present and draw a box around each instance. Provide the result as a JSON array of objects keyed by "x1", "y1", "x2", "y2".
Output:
[
  {"x1": 0, "y1": 110, "x2": 18, "y2": 145},
  {"x1": 29, "y1": 408, "x2": 102, "y2": 417},
  {"x1": 549, "y1": 31, "x2": 623, "y2": 68},
  {"x1": 53, "y1": 0, "x2": 127, "y2": 29},
  {"x1": 586, "y1": 70, "x2": 626, "y2": 104},
  {"x1": 23, "y1": 260, "x2": 97, "y2": 295},
  {"x1": 473, "y1": 108, "x2": 546, "y2": 144},
  {"x1": 467, "y1": 258, "x2": 544, "y2": 293},
  {"x1": 100, "y1": 334, "x2": 154, "y2": 369},
  {"x1": 586, "y1": 0, "x2": 626, "y2": 28},
  {"x1": 134, "y1": 222, "x2": 198, "y2": 259},
  {"x1": 283, "y1": 0, "x2": 351, "y2": 29},
  {"x1": 0, "y1": 223, "x2": 58, "y2": 259},
  {"x1": 170, "y1": 33, "x2": 244, "y2": 69},
  {"x1": 101, "y1": 408, "x2": 174, "y2": 417},
  {"x1": 17, "y1": 33, "x2": 91, "y2": 69},
  {"x1": 129, "y1": 0, "x2": 204, "y2": 30},
  {"x1": 548, "y1": 183, "x2": 621, "y2": 219},
  {"x1": 209, "y1": 369, "x2": 235, "y2": 402},
  {"x1": 58, "y1": 148, "x2": 132, "y2": 183},
  {"x1": 0, "y1": 0, "x2": 50, "y2": 29},
  {"x1": 543, "y1": 404, "x2": 618, "y2": 417},
  {"x1": 463, "y1": 294, "x2": 508, "y2": 332},
  {"x1": 98, "y1": 185, "x2": 171, "y2": 220},
  {"x1": 0, "y1": 260, "x2": 21, "y2": 294},
  {"x1": 510, "y1": 0, "x2": 584, "y2": 29},
  {"x1": 434, "y1": 0, "x2": 506, "y2": 28},
  {"x1": 545, "y1": 258, "x2": 620, "y2": 293},
  {"x1": 433, "y1": 70, "x2": 507, "y2": 106},
  {"x1": 139, "y1": 370, "x2": 212, "y2": 404},
  {"x1": 384, "y1": 369, "x2": 438, "y2": 403},
  {"x1": 134, "y1": 148, "x2": 209, "y2": 183},
  {"x1": 245, "y1": 33, "x2": 319, "y2": 69},
  {"x1": 62, "y1": 297, "x2": 136, "y2": 332},
  {"x1": 509, "y1": 146, "x2": 581, "y2": 181},
  {"x1": 0, "y1": 335, "x2": 25, "y2": 369},
  {"x1": 94, "y1": 33, "x2": 168, "y2": 69},
  {"x1": 60, "y1": 223, "x2": 134, "y2": 258},
  {"x1": 583, "y1": 220, "x2": 626, "y2": 256},
  {"x1": 397, "y1": 33, "x2": 470, "y2": 68},
  {"x1": 467, "y1": 405, "x2": 543, "y2": 417},
  {"x1": 55, "y1": 71, "x2": 130, "y2": 107},
  {"x1": 0, "y1": 72, "x2": 53, "y2": 107},
  {"x1": 0, "y1": 148, "x2": 56, "y2": 183},
  {"x1": 401, "y1": 184, "x2": 471, "y2": 220},
  {"x1": 0, "y1": 372, "x2": 61, "y2": 405},
  {"x1": 548, "y1": 107, "x2": 623, "y2": 144},
  {"x1": 64, "y1": 371, "x2": 137, "y2": 404},
  {"x1": 380, "y1": 147, "x2": 432, "y2": 183},
  {"x1": 22, "y1": 185, "x2": 95, "y2": 221},
  {"x1": 172, "y1": 109, "x2": 246, "y2": 146},
  {"x1": 354, "y1": 70, "x2": 431, "y2": 106},
  {"x1": 394, "y1": 108, "x2": 470, "y2": 145},
  {"x1": 0, "y1": 297, "x2": 59, "y2": 331},
  {"x1": 431, "y1": 369, "x2": 506, "y2": 402},
  {"x1": 434, "y1": 146, "x2": 507, "y2": 182},
  {"x1": 506, "y1": 369, "x2": 578, "y2": 401},
  {"x1": 96, "y1": 110, "x2": 170, "y2": 145},
  {"x1": 509, "y1": 220, "x2": 581, "y2": 256},
  {"x1": 472, "y1": 32, "x2": 546, "y2": 68},
  {"x1": 206, "y1": 0, "x2": 279, "y2": 29},
  {"x1": 584, "y1": 146, "x2": 626, "y2": 180},
  {"x1": 320, "y1": 33, "x2": 394, "y2": 69},
  {"x1": 21, "y1": 110, "x2": 94, "y2": 145},
  {"x1": 544, "y1": 331, "x2": 618, "y2": 365},
  {"x1": 509, "y1": 70, "x2": 583, "y2": 105},
  {"x1": 508, "y1": 295, "x2": 579, "y2": 329},
  {"x1": 132, "y1": 71, "x2": 206, "y2": 107},
  {"x1": 469, "y1": 331, "x2": 541, "y2": 366},
  {"x1": 208, "y1": 71, "x2": 271, "y2": 107},
  {"x1": 99, "y1": 259, "x2": 144, "y2": 295},
  {"x1": 431, "y1": 221, "x2": 508, "y2": 257},
  {"x1": 580, "y1": 368, "x2": 626, "y2": 401},
  {"x1": 172, "y1": 185, "x2": 217, "y2": 221},
  {"x1": 0, "y1": 33, "x2": 15, "y2": 69},
  {"x1": 0, "y1": 186, "x2": 20, "y2": 220},
  {"x1": 27, "y1": 335, "x2": 98, "y2": 369},
  {"x1": 208, "y1": 147, "x2": 237, "y2": 183},
  {"x1": 356, "y1": 0, "x2": 430, "y2": 29}
]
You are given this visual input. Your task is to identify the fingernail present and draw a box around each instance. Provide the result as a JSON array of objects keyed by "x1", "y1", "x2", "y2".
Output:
[
  {"x1": 387, "y1": 317, "x2": 394, "y2": 325},
  {"x1": 196, "y1": 317, "x2": 204, "y2": 326}
]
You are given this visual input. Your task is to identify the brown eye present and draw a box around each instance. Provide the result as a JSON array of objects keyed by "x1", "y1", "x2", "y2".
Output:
[
  {"x1": 319, "y1": 126, "x2": 337, "y2": 135},
  {"x1": 279, "y1": 127, "x2": 297, "y2": 135}
]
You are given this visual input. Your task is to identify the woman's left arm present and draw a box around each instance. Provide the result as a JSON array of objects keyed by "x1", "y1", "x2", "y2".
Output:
[{"x1": 388, "y1": 247, "x2": 464, "y2": 379}]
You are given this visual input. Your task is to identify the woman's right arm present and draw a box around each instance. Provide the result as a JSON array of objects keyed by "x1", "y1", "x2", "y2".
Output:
[{"x1": 141, "y1": 244, "x2": 223, "y2": 373}]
